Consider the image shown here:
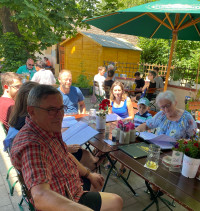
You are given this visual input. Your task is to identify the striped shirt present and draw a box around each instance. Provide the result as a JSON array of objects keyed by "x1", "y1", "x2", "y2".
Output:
[
  {"x1": 134, "y1": 111, "x2": 152, "y2": 127},
  {"x1": 10, "y1": 117, "x2": 84, "y2": 209}
]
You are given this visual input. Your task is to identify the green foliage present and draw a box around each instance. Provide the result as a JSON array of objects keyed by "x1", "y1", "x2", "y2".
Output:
[
  {"x1": 0, "y1": 0, "x2": 97, "y2": 71},
  {"x1": 76, "y1": 71, "x2": 91, "y2": 88},
  {"x1": 119, "y1": 0, "x2": 156, "y2": 9},
  {"x1": 139, "y1": 37, "x2": 170, "y2": 64},
  {"x1": 173, "y1": 139, "x2": 200, "y2": 159},
  {"x1": 95, "y1": 0, "x2": 124, "y2": 15},
  {"x1": 0, "y1": 32, "x2": 34, "y2": 72}
]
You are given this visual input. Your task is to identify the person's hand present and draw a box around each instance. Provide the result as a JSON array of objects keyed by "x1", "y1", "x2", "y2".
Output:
[
  {"x1": 68, "y1": 144, "x2": 81, "y2": 153},
  {"x1": 88, "y1": 172, "x2": 104, "y2": 191}
]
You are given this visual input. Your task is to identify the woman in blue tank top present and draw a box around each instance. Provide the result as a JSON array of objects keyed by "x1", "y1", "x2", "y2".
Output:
[{"x1": 109, "y1": 81, "x2": 134, "y2": 120}]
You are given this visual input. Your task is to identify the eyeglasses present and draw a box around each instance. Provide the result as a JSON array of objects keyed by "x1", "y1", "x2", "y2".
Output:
[
  {"x1": 28, "y1": 64, "x2": 34, "y2": 66},
  {"x1": 159, "y1": 103, "x2": 171, "y2": 110},
  {"x1": 33, "y1": 105, "x2": 67, "y2": 116},
  {"x1": 10, "y1": 85, "x2": 22, "y2": 90}
]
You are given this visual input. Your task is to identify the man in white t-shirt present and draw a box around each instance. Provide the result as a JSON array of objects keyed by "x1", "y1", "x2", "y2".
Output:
[
  {"x1": 31, "y1": 60, "x2": 56, "y2": 85},
  {"x1": 94, "y1": 66, "x2": 106, "y2": 96}
]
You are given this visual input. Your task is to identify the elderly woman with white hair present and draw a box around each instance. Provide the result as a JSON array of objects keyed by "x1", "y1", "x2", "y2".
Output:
[{"x1": 136, "y1": 90, "x2": 197, "y2": 139}]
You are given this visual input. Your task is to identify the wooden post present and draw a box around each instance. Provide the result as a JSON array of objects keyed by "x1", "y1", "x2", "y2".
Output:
[{"x1": 164, "y1": 30, "x2": 178, "y2": 91}]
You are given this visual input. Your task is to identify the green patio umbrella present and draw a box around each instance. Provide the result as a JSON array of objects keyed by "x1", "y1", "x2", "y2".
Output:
[{"x1": 84, "y1": 0, "x2": 200, "y2": 90}]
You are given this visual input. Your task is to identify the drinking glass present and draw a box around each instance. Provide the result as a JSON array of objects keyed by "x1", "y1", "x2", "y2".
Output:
[
  {"x1": 89, "y1": 109, "x2": 96, "y2": 124},
  {"x1": 145, "y1": 144, "x2": 161, "y2": 170}
]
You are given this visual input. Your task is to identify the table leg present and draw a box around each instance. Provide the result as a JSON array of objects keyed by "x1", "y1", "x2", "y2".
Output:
[{"x1": 143, "y1": 181, "x2": 174, "y2": 211}]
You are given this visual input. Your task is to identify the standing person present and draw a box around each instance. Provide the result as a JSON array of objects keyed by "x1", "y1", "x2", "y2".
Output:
[
  {"x1": 44, "y1": 57, "x2": 52, "y2": 68},
  {"x1": 58, "y1": 70, "x2": 86, "y2": 114},
  {"x1": 109, "y1": 81, "x2": 134, "y2": 120},
  {"x1": 31, "y1": 60, "x2": 56, "y2": 85},
  {"x1": 0, "y1": 72, "x2": 22, "y2": 131},
  {"x1": 10, "y1": 84, "x2": 123, "y2": 211},
  {"x1": 153, "y1": 67, "x2": 164, "y2": 91},
  {"x1": 94, "y1": 66, "x2": 106, "y2": 97},
  {"x1": 104, "y1": 69, "x2": 115, "y2": 99},
  {"x1": 17, "y1": 58, "x2": 36, "y2": 79}
]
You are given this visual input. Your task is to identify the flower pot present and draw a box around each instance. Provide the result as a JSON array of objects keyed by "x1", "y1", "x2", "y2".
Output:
[
  {"x1": 96, "y1": 115, "x2": 106, "y2": 130},
  {"x1": 181, "y1": 154, "x2": 200, "y2": 178},
  {"x1": 119, "y1": 131, "x2": 130, "y2": 145}
]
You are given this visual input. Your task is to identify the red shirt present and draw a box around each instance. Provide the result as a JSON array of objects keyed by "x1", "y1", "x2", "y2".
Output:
[
  {"x1": 10, "y1": 117, "x2": 84, "y2": 208},
  {"x1": 0, "y1": 97, "x2": 15, "y2": 130}
]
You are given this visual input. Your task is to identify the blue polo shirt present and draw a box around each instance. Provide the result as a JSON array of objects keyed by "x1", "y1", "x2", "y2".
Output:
[
  {"x1": 58, "y1": 86, "x2": 84, "y2": 114},
  {"x1": 17, "y1": 65, "x2": 36, "y2": 79}
]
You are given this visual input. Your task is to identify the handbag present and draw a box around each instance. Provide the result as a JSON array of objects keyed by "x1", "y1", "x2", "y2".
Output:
[{"x1": 90, "y1": 94, "x2": 97, "y2": 104}]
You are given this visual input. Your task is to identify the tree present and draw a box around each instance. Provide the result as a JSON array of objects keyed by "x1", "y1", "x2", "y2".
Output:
[
  {"x1": 94, "y1": 0, "x2": 124, "y2": 15},
  {"x1": 0, "y1": 0, "x2": 97, "y2": 71}
]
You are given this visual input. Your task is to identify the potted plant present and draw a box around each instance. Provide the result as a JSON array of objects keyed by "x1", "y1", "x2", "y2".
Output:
[
  {"x1": 170, "y1": 70, "x2": 182, "y2": 86},
  {"x1": 76, "y1": 70, "x2": 92, "y2": 96},
  {"x1": 96, "y1": 99, "x2": 111, "y2": 130},
  {"x1": 173, "y1": 139, "x2": 200, "y2": 178}
]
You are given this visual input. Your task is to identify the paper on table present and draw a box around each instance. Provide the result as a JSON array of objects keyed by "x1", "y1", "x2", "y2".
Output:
[
  {"x1": 139, "y1": 132, "x2": 176, "y2": 149},
  {"x1": 62, "y1": 116, "x2": 77, "y2": 128},
  {"x1": 106, "y1": 113, "x2": 121, "y2": 122},
  {"x1": 104, "y1": 139, "x2": 116, "y2": 145},
  {"x1": 139, "y1": 132, "x2": 157, "y2": 140},
  {"x1": 62, "y1": 121, "x2": 99, "y2": 146}
]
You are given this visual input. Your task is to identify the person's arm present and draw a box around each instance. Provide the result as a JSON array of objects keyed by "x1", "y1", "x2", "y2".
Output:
[
  {"x1": 79, "y1": 101, "x2": 86, "y2": 114},
  {"x1": 125, "y1": 97, "x2": 134, "y2": 120},
  {"x1": 31, "y1": 183, "x2": 92, "y2": 211},
  {"x1": 136, "y1": 123, "x2": 149, "y2": 132},
  {"x1": 69, "y1": 153, "x2": 104, "y2": 191}
]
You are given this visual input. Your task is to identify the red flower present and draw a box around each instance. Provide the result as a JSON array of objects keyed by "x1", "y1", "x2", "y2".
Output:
[
  {"x1": 183, "y1": 141, "x2": 188, "y2": 145},
  {"x1": 194, "y1": 143, "x2": 199, "y2": 147},
  {"x1": 185, "y1": 148, "x2": 190, "y2": 152}
]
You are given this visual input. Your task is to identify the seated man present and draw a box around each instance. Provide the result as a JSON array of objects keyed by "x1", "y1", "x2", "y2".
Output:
[
  {"x1": 0, "y1": 72, "x2": 22, "y2": 131},
  {"x1": 94, "y1": 66, "x2": 106, "y2": 97},
  {"x1": 17, "y1": 58, "x2": 36, "y2": 79},
  {"x1": 10, "y1": 85, "x2": 123, "y2": 211},
  {"x1": 58, "y1": 70, "x2": 86, "y2": 114}
]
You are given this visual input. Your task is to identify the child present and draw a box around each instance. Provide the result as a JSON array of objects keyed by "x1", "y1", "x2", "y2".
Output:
[{"x1": 134, "y1": 97, "x2": 152, "y2": 128}]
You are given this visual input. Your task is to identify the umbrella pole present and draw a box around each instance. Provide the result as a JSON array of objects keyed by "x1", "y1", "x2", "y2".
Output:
[{"x1": 164, "y1": 30, "x2": 178, "y2": 91}]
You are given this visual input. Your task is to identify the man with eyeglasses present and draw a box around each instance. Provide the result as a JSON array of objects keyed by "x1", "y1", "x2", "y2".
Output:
[
  {"x1": 0, "y1": 72, "x2": 22, "y2": 131},
  {"x1": 17, "y1": 58, "x2": 36, "y2": 79},
  {"x1": 10, "y1": 85, "x2": 123, "y2": 211}
]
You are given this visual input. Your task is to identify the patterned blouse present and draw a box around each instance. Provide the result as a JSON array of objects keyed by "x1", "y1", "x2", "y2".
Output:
[{"x1": 146, "y1": 110, "x2": 197, "y2": 139}]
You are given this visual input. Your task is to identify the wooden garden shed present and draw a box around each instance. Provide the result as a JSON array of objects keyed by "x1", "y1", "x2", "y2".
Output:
[{"x1": 60, "y1": 32, "x2": 142, "y2": 83}]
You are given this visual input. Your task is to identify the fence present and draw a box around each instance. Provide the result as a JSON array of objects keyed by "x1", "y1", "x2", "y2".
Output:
[{"x1": 103, "y1": 61, "x2": 198, "y2": 85}]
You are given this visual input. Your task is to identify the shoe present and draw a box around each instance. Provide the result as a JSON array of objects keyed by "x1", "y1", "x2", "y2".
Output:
[
  {"x1": 104, "y1": 163, "x2": 111, "y2": 170},
  {"x1": 114, "y1": 168, "x2": 126, "y2": 177},
  {"x1": 150, "y1": 190, "x2": 164, "y2": 200}
]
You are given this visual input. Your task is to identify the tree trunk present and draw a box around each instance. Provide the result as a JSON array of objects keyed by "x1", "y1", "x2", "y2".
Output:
[{"x1": 0, "y1": 6, "x2": 21, "y2": 36}]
